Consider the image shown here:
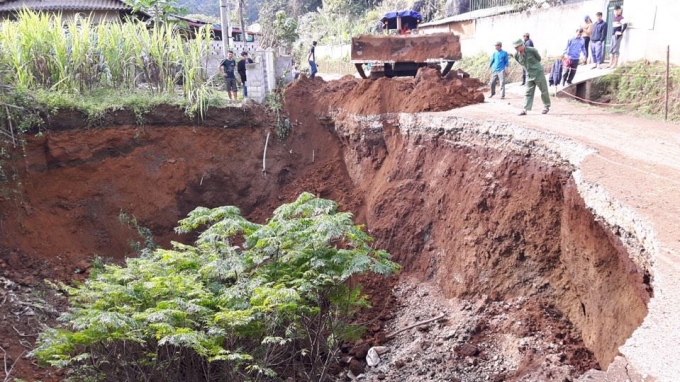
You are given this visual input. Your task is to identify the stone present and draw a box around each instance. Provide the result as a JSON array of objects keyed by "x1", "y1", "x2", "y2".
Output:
[
  {"x1": 366, "y1": 347, "x2": 381, "y2": 367},
  {"x1": 349, "y1": 358, "x2": 365, "y2": 375},
  {"x1": 455, "y1": 343, "x2": 479, "y2": 357},
  {"x1": 350, "y1": 342, "x2": 370, "y2": 359}
]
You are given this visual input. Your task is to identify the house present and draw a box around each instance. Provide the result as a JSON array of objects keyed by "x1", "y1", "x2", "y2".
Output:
[{"x1": 0, "y1": 0, "x2": 148, "y2": 22}]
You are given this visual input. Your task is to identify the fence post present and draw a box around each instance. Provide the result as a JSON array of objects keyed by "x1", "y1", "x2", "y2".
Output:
[{"x1": 666, "y1": 45, "x2": 670, "y2": 121}]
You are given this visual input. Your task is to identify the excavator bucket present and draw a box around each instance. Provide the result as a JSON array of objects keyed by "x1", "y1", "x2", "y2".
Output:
[{"x1": 350, "y1": 33, "x2": 462, "y2": 63}]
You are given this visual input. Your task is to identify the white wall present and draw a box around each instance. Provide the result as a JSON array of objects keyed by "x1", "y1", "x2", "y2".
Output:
[
  {"x1": 618, "y1": 0, "x2": 680, "y2": 64},
  {"x1": 463, "y1": 0, "x2": 679, "y2": 65},
  {"x1": 315, "y1": 45, "x2": 351, "y2": 60},
  {"x1": 463, "y1": 1, "x2": 608, "y2": 60}
]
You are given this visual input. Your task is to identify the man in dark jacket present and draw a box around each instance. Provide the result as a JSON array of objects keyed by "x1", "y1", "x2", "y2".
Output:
[
  {"x1": 590, "y1": 12, "x2": 607, "y2": 69},
  {"x1": 521, "y1": 33, "x2": 534, "y2": 85},
  {"x1": 237, "y1": 52, "x2": 253, "y2": 98}
]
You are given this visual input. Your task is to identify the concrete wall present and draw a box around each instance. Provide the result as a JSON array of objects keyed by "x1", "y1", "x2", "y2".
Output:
[
  {"x1": 462, "y1": 1, "x2": 608, "y2": 59},
  {"x1": 275, "y1": 56, "x2": 294, "y2": 84},
  {"x1": 315, "y1": 45, "x2": 351, "y2": 60},
  {"x1": 618, "y1": 0, "x2": 680, "y2": 64},
  {"x1": 247, "y1": 50, "x2": 276, "y2": 103},
  {"x1": 456, "y1": 0, "x2": 678, "y2": 65}
]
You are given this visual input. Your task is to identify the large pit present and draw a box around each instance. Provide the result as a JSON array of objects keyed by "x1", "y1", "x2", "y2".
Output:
[{"x1": 0, "y1": 75, "x2": 652, "y2": 381}]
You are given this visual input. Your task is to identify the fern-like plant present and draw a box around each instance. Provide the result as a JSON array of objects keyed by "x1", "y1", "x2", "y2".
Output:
[{"x1": 33, "y1": 192, "x2": 399, "y2": 381}]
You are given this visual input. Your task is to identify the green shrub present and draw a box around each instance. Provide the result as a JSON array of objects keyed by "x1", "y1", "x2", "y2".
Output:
[
  {"x1": 33, "y1": 192, "x2": 399, "y2": 381},
  {"x1": 593, "y1": 60, "x2": 680, "y2": 120}
]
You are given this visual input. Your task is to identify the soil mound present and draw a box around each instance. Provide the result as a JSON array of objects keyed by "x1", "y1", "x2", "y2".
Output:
[{"x1": 286, "y1": 68, "x2": 484, "y2": 115}]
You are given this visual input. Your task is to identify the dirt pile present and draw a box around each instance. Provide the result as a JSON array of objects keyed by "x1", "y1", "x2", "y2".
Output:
[
  {"x1": 333, "y1": 278, "x2": 598, "y2": 382},
  {"x1": 285, "y1": 68, "x2": 484, "y2": 115}
]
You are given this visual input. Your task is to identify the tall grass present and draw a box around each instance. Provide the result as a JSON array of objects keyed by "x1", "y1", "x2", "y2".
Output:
[{"x1": 0, "y1": 10, "x2": 215, "y2": 118}]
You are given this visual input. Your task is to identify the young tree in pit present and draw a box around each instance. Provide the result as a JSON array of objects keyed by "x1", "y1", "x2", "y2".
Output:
[{"x1": 33, "y1": 192, "x2": 399, "y2": 381}]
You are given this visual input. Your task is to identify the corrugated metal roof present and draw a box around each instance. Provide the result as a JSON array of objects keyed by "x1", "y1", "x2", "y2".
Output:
[
  {"x1": 420, "y1": 5, "x2": 516, "y2": 27},
  {"x1": 0, "y1": 0, "x2": 131, "y2": 12}
]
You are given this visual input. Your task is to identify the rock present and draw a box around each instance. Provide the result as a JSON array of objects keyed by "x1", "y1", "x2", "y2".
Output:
[
  {"x1": 340, "y1": 355, "x2": 352, "y2": 366},
  {"x1": 372, "y1": 331, "x2": 386, "y2": 345},
  {"x1": 377, "y1": 373, "x2": 386, "y2": 380},
  {"x1": 366, "y1": 347, "x2": 381, "y2": 367},
  {"x1": 455, "y1": 343, "x2": 479, "y2": 357},
  {"x1": 349, "y1": 358, "x2": 365, "y2": 375},
  {"x1": 350, "y1": 342, "x2": 370, "y2": 359},
  {"x1": 372, "y1": 346, "x2": 390, "y2": 355},
  {"x1": 395, "y1": 359, "x2": 406, "y2": 369}
]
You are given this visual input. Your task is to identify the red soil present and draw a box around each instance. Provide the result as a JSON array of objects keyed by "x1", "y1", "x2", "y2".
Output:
[
  {"x1": 287, "y1": 68, "x2": 484, "y2": 115},
  {"x1": 0, "y1": 72, "x2": 647, "y2": 381}
]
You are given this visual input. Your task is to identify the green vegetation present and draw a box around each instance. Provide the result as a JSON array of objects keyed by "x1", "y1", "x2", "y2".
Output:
[
  {"x1": 34, "y1": 192, "x2": 399, "y2": 381},
  {"x1": 594, "y1": 60, "x2": 680, "y2": 120},
  {"x1": 453, "y1": 52, "x2": 525, "y2": 84},
  {"x1": 0, "y1": 10, "x2": 220, "y2": 124}
]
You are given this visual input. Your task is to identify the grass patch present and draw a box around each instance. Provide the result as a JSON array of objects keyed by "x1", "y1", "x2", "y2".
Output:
[
  {"x1": 454, "y1": 52, "x2": 524, "y2": 84},
  {"x1": 593, "y1": 60, "x2": 680, "y2": 120},
  {"x1": 33, "y1": 88, "x2": 235, "y2": 127}
]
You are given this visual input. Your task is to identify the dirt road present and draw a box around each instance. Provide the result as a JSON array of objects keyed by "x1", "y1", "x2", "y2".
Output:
[{"x1": 451, "y1": 83, "x2": 680, "y2": 381}]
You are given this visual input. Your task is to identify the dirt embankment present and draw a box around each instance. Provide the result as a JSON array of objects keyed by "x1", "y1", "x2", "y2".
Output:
[
  {"x1": 0, "y1": 71, "x2": 650, "y2": 381},
  {"x1": 287, "y1": 68, "x2": 484, "y2": 115}
]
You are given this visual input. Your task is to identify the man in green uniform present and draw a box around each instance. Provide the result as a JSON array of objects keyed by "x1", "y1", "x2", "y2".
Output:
[{"x1": 512, "y1": 38, "x2": 550, "y2": 115}]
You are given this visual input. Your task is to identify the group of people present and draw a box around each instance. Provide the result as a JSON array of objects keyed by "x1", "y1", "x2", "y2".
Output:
[
  {"x1": 488, "y1": 5, "x2": 627, "y2": 116},
  {"x1": 219, "y1": 50, "x2": 254, "y2": 101}
]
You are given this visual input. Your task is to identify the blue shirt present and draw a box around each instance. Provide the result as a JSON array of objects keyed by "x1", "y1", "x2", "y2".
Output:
[
  {"x1": 489, "y1": 50, "x2": 509, "y2": 72},
  {"x1": 564, "y1": 37, "x2": 586, "y2": 60}
]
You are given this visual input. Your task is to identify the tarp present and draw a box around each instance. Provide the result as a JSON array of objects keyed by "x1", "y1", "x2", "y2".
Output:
[{"x1": 381, "y1": 10, "x2": 423, "y2": 30}]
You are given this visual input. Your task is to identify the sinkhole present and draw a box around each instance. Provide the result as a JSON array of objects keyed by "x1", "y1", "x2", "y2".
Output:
[{"x1": 0, "y1": 103, "x2": 651, "y2": 380}]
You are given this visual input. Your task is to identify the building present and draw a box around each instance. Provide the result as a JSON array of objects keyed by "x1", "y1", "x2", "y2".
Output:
[{"x1": 0, "y1": 0, "x2": 148, "y2": 22}]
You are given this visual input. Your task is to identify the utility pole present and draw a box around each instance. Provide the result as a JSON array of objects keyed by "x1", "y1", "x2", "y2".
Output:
[
  {"x1": 219, "y1": 0, "x2": 231, "y2": 57},
  {"x1": 239, "y1": 0, "x2": 246, "y2": 47}
]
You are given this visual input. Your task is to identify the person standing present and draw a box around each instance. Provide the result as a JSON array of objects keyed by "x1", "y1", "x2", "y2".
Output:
[
  {"x1": 307, "y1": 41, "x2": 318, "y2": 79},
  {"x1": 488, "y1": 41, "x2": 509, "y2": 99},
  {"x1": 237, "y1": 51, "x2": 253, "y2": 98},
  {"x1": 521, "y1": 33, "x2": 534, "y2": 85},
  {"x1": 512, "y1": 38, "x2": 550, "y2": 116},
  {"x1": 609, "y1": 5, "x2": 627, "y2": 68},
  {"x1": 590, "y1": 12, "x2": 607, "y2": 69},
  {"x1": 219, "y1": 50, "x2": 238, "y2": 101},
  {"x1": 562, "y1": 28, "x2": 587, "y2": 86},
  {"x1": 582, "y1": 16, "x2": 593, "y2": 64}
]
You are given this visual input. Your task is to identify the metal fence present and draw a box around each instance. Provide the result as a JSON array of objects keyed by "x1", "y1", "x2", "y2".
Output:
[
  {"x1": 467, "y1": 0, "x2": 584, "y2": 12},
  {"x1": 468, "y1": 0, "x2": 514, "y2": 12}
]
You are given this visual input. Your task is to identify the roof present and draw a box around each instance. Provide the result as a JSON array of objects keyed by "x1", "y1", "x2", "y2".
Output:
[
  {"x1": 0, "y1": 0, "x2": 132, "y2": 12},
  {"x1": 419, "y1": 5, "x2": 515, "y2": 27}
]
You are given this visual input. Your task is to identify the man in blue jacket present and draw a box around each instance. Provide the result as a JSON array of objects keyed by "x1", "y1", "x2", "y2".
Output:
[
  {"x1": 562, "y1": 28, "x2": 587, "y2": 86},
  {"x1": 488, "y1": 41, "x2": 509, "y2": 99},
  {"x1": 590, "y1": 12, "x2": 607, "y2": 69}
]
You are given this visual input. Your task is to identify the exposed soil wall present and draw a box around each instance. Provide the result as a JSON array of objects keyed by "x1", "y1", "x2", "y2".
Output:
[{"x1": 326, "y1": 113, "x2": 650, "y2": 368}]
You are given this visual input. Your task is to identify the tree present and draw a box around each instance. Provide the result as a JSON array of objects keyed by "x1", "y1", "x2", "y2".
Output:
[
  {"x1": 33, "y1": 193, "x2": 399, "y2": 381},
  {"x1": 130, "y1": 0, "x2": 187, "y2": 24},
  {"x1": 259, "y1": 9, "x2": 300, "y2": 51}
]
